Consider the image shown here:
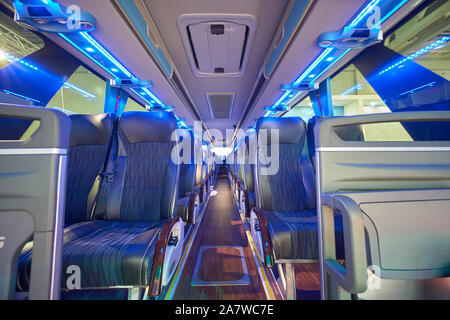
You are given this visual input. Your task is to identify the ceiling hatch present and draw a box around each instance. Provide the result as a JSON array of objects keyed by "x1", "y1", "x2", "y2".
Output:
[
  {"x1": 206, "y1": 92, "x2": 235, "y2": 119},
  {"x1": 178, "y1": 14, "x2": 257, "y2": 77}
]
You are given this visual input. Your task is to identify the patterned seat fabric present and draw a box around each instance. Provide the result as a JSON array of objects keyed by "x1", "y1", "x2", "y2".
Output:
[
  {"x1": 265, "y1": 210, "x2": 344, "y2": 260},
  {"x1": 18, "y1": 111, "x2": 180, "y2": 291},
  {"x1": 18, "y1": 221, "x2": 165, "y2": 289},
  {"x1": 65, "y1": 114, "x2": 116, "y2": 225},
  {"x1": 256, "y1": 117, "x2": 343, "y2": 261},
  {"x1": 17, "y1": 114, "x2": 117, "y2": 290}
]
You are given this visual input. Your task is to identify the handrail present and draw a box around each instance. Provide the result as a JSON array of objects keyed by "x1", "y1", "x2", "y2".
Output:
[{"x1": 322, "y1": 195, "x2": 368, "y2": 294}]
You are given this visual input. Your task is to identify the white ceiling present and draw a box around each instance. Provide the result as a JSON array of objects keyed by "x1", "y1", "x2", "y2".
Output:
[
  {"x1": 43, "y1": 0, "x2": 423, "y2": 146},
  {"x1": 143, "y1": 0, "x2": 289, "y2": 139}
]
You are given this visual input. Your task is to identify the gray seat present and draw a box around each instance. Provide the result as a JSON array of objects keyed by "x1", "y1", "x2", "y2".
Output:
[
  {"x1": 307, "y1": 116, "x2": 364, "y2": 170},
  {"x1": 176, "y1": 129, "x2": 199, "y2": 223},
  {"x1": 252, "y1": 117, "x2": 345, "y2": 262},
  {"x1": 241, "y1": 131, "x2": 257, "y2": 217},
  {"x1": 194, "y1": 138, "x2": 207, "y2": 204},
  {"x1": 0, "y1": 105, "x2": 71, "y2": 300},
  {"x1": 17, "y1": 113, "x2": 116, "y2": 290},
  {"x1": 64, "y1": 114, "x2": 117, "y2": 225},
  {"x1": 18, "y1": 111, "x2": 183, "y2": 297}
]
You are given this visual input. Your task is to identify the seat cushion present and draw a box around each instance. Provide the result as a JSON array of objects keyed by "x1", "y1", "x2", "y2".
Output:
[
  {"x1": 17, "y1": 221, "x2": 165, "y2": 290},
  {"x1": 264, "y1": 209, "x2": 344, "y2": 260}
]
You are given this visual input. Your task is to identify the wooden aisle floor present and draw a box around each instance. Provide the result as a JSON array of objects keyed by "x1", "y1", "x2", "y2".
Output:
[{"x1": 171, "y1": 175, "x2": 282, "y2": 300}]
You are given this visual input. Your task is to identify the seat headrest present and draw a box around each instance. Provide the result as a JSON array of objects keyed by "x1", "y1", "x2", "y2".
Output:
[
  {"x1": 69, "y1": 113, "x2": 116, "y2": 147},
  {"x1": 119, "y1": 111, "x2": 178, "y2": 143},
  {"x1": 177, "y1": 128, "x2": 195, "y2": 163},
  {"x1": 256, "y1": 117, "x2": 306, "y2": 144}
]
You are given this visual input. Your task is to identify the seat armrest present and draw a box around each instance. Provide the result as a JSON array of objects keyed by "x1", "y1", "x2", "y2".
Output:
[
  {"x1": 236, "y1": 181, "x2": 241, "y2": 202},
  {"x1": 175, "y1": 196, "x2": 189, "y2": 222},
  {"x1": 149, "y1": 217, "x2": 181, "y2": 297},
  {"x1": 195, "y1": 184, "x2": 204, "y2": 203},
  {"x1": 252, "y1": 208, "x2": 275, "y2": 268},
  {"x1": 322, "y1": 195, "x2": 368, "y2": 294},
  {"x1": 243, "y1": 190, "x2": 250, "y2": 217},
  {"x1": 176, "y1": 192, "x2": 196, "y2": 224}
]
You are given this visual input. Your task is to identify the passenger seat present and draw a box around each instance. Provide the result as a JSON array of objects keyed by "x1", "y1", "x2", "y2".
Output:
[
  {"x1": 176, "y1": 129, "x2": 200, "y2": 224},
  {"x1": 19, "y1": 111, "x2": 184, "y2": 297},
  {"x1": 250, "y1": 116, "x2": 344, "y2": 300},
  {"x1": 17, "y1": 113, "x2": 116, "y2": 290}
]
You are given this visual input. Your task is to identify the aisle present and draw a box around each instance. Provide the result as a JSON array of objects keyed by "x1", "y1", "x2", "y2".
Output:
[{"x1": 169, "y1": 176, "x2": 279, "y2": 300}]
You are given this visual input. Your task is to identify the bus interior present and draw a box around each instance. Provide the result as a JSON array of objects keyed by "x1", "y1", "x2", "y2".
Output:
[{"x1": 0, "y1": 0, "x2": 449, "y2": 301}]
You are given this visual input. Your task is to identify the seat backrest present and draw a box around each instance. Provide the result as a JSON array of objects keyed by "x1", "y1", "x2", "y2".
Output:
[
  {"x1": 194, "y1": 136, "x2": 203, "y2": 186},
  {"x1": 255, "y1": 117, "x2": 315, "y2": 212},
  {"x1": 65, "y1": 113, "x2": 116, "y2": 225},
  {"x1": 236, "y1": 138, "x2": 246, "y2": 184},
  {"x1": 308, "y1": 116, "x2": 364, "y2": 171},
  {"x1": 243, "y1": 130, "x2": 257, "y2": 193},
  {"x1": 316, "y1": 111, "x2": 450, "y2": 300},
  {"x1": 110, "y1": 111, "x2": 179, "y2": 222},
  {"x1": 178, "y1": 129, "x2": 196, "y2": 197},
  {"x1": 0, "y1": 105, "x2": 70, "y2": 300}
]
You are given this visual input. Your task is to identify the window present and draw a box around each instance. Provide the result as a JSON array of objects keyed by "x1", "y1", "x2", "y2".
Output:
[
  {"x1": 331, "y1": 64, "x2": 413, "y2": 141},
  {"x1": 282, "y1": 96, "x2": 315, "y2": 122},
  {"x1": 124, "y1": 97, "x2": 146, "y2": 112},
  {"x1": 0, "y1": 9, "x2": 107, "y2": 114},
  {"x1": 0, "y1": 11, "x2": 44, "y2": 71},
  {"x1": 385, "y1": 0, "x2": 450, "y2": 81},
  {"x1": 46, "y1": 66, "x2": 106, "y2": 114},
  {"x1": 328, "y1": 0, "x2": 450, "y2": 142}
]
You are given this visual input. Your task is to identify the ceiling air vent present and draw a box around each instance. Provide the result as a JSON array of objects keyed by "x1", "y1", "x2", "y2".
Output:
[
  {"x1": 178, "y1": 14, "x2": 257, "y2": 78},
  {"x1": 206, "y1": 93, "x2": 235, "y2": 119}
]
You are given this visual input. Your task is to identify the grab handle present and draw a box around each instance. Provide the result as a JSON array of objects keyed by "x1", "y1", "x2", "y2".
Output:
[{"x1": 322, "y1": 195, "x2": 368, "y2": 294}]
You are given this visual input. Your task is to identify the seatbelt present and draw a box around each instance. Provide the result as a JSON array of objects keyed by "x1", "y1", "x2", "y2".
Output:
[{"x1": 86, "y1": 119, "x2": 119, "y2": 221}]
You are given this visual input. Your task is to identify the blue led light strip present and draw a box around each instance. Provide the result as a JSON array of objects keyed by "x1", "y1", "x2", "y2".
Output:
[
  {"x1": 378, "y1": 0, "x2": 409, "y2": 26},
  {"x1": 378, "y1": 36, "x2": 450, "y2": 75},
  {"x1": 63, "y1": 82, "x2": 96, "y2": 99},
  {"x1": 312, "y1": 49, "x2": 351, "y2": 82},
  {"x1": 3, "y1": 49, "x2": 97, "y2": 99},
  {"x1": 293, "y1": 48, "x2": 334, "y2": 86},
  {"x1": 340, "y1": 83, "x2": 364, "y2": 96},
  {"x1": 79, "y1": 32, "x2": 133, "y2": 78},
  {"x1": 58, "y1": 32, "x2": 118, "y2": 78},
  {"x1": 349, "y1": 0, "x2": 381, "y2": 27},
  {"x1": 263, "y1": 0, "x2": 412, "y2": 117},
  {"x1": 58, "y1": 32, "x2": 168, "y2": 108},
  {"x1": 2, "y1": 89, "x2": 43, "y2": 104},
  {"x1": 398, "y1": 81, "x2": 436, "y2": 97},
  {"x1": 2, "y1": 51, "x2": 39, "y2": 70}
]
